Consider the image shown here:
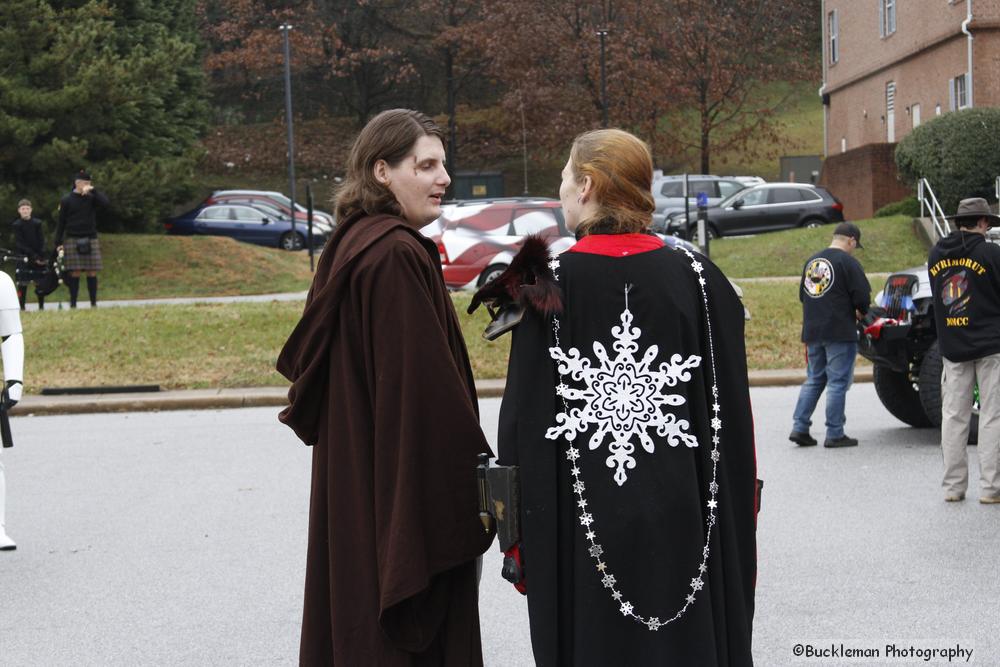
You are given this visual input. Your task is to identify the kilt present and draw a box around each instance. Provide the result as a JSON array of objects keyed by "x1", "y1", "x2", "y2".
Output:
[
  {"x1": 14, "y1": 263, "x2": 48, "y2": 285},
  {"x1": 63, "y1": 236, "x2": 103, "y2": 272}
]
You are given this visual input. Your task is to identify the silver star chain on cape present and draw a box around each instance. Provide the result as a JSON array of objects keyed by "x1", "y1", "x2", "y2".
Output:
[{"x1": 547, "y1": 248, "x2": 723, "y2": 632}]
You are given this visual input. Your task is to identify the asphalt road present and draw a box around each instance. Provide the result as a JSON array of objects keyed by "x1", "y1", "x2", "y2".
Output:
[{"x1": 1, "y1": 384, "x2": 998, "y2": 666}]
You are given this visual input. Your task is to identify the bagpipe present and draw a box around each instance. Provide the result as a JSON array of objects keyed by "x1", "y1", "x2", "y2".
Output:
[{"x1": 0, "y1": 246, "x2": 64, "y2": 297}]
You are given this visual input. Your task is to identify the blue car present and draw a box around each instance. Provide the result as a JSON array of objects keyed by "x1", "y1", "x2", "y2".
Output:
[{"x1": 165, "y1": 203, "x2": 330, "y2": 250}]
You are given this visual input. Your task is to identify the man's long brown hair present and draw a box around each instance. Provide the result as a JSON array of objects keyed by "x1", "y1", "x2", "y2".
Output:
[{"x1": 334, "y1": 109, "x2": 445, "y2": 222}]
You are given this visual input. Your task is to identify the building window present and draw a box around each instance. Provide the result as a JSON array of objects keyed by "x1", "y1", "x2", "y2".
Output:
[
  {"x1": 950, "y1": 74, "x2": 968, "y2": 110},
  {"x1": 886, "y1": 81, "x2": 896, "y2": 142},
  {"x1": 841, "y1": 137, "x2": 847, "y2": 153},
  {"x1": 879, "y1": 0, "x2": 896, "y2": 37},
  {"x1": 828, "y1": 10, "x2": 839, "y2": 64},
  {"x1": 911, "y1": 103, "x2": 921, "y2": 128}
]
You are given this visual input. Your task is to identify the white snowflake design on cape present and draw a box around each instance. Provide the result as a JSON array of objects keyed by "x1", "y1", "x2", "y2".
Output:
[{"x1": 545, "y1": 293, "x2": 702, "y2": 486}]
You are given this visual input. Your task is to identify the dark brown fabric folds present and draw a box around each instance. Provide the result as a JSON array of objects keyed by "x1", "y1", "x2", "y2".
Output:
[{"x1": 277, "y1": 213, "x2": 494, "y2": 666}]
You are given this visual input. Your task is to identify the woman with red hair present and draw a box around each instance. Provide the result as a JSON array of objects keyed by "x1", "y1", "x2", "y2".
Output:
[{"x1": 474, "y1": 129, "x2": 759, "y2": 665}]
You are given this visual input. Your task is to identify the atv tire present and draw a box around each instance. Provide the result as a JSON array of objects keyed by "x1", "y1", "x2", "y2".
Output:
[
  {"x1": 918, "y1": 343, "x2": 979, "y2": 445},
  {"x1": 872, "y1": 363, "x2": 933, "y2": 427}
]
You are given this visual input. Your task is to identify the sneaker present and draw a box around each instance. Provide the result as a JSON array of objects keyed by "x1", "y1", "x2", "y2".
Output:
[
  {"x1": 789, "y1": 431, "x2": 818, "y2": 447},
  {"x1": 0, "y1": 531, "x2": 15, "y2": 551},
  {"x1": 945, "y1": 493, "x2": 965, "y2": 502},
  {"x1": 979, "y1": 496, "x2": 1000, "y2": 504},
  {"x1": 824, "y1": 435, "x2": 858, "y2": 448}
]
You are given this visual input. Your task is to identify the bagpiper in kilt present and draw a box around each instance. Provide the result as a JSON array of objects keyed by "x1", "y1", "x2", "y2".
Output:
[
  {"x1": 56, "y1": 170, "x2": 108, "y2": 308},
  {"x1": 10, "y1": 199, "x2": 48, "y2": 310}
]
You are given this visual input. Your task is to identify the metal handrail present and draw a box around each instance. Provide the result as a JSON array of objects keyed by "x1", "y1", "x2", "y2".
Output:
[{"x1": 917, "y1": 178, "x2": 951, "y2": 240}]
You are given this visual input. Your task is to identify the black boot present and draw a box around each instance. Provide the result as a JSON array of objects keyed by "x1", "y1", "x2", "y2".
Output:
[
  {"x1": 37, "y1": 292, "x2": 45, "y2": 311},
  {"x1": 86, "y1": 275, "x2": 98, "y2": 307},
  {"x1": 66, "y1": 276, "x2": 80, "y2": 308}
]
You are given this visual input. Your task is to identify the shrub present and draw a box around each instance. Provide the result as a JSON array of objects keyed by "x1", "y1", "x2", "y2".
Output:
[
  {"x1": 874, "y1": 195, "x2": 920, "y2": 218},
  {"x1": 895, "y1": 108, "x2": 1000, "y2": 214}
]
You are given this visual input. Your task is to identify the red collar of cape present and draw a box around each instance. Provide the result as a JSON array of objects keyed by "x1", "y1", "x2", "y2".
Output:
[
  {"x1": 276, "y1": 211, "x2": 434, "y2": 446},
  {"x1": 568, "y1": 232, "x2": 664, "y2": 257}
]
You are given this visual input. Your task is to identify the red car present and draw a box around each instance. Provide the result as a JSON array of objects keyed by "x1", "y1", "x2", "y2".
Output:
[
  {"x1": 421, "y1": 199, "x2": 571, "y2": 290},
  {"x1": 421, "y1": 198, "x2": 700, "y2": 290}
]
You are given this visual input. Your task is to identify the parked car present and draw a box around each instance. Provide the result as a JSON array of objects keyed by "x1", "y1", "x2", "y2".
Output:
[
  {"x1": 420, "y1": 197, "x2": 700, "y2": 290},
  {"x1": 650, "y1": 175, "x2": 747, "y2": 231},
  {"x1": 731, "y1": 176, "x2": 767, "y2": 187},
  {"x1": 164, "y1": 203, "x2": 330, "y2": 249},
  {"x1": 663, "y1": 182, "x2": 845, "y2": 238},
  {"x1": 205, "y1": 190, "x2": 336, "y2": 230}
]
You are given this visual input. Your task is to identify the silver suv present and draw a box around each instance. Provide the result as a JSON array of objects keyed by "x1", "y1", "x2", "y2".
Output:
[{"x1": 651, "y1": 175, "x2": 747, "y2": 231}]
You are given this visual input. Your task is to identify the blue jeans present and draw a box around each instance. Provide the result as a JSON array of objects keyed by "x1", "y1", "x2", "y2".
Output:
[{"x1": 792, "y1": 341, "x2": 858, "y2": 439}]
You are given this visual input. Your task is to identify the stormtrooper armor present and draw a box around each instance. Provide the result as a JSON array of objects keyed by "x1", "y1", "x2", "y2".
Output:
[{"x1": 0, "y1": 271, "x2": 24, "y2": 551}]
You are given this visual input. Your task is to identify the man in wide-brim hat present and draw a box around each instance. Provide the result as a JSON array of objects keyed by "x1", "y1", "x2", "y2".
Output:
[
  {"x1": 944, "y1": 196, "x2": 1000, "y2": 227},
  {"x1": 929, "y1": 197, "x2": 1000, "y2": 504}
]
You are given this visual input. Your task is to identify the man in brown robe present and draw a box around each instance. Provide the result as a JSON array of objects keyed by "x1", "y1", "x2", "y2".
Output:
[{"x1": 278, "y1": 210, "x2": 494, "y2": 665}]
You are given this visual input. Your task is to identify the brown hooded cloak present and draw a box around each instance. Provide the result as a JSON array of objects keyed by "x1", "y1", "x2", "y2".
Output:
[{"x1": 277, "y1": 212, "x2": 495, "y2": 666}]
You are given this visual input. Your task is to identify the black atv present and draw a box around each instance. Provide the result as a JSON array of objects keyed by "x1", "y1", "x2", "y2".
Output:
[{"x1": 859, "y1": 268, "x2": 979, "y2": 443}]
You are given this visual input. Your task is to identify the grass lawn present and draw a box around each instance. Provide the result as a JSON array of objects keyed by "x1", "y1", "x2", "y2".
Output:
[
  {"x1": 18, "y1": 296, "x2": 499, "y2": 392},
  {"x1": 22, "y1": 301, "x2": 303, "y2": 392},
  {"x1": 710, "y1": 215, "x2": 929, "y2": 278},
  {"x1": 19, "y1": 212, "x2": 924, "y2": 390},
  {"x1": 17, "y1": 279, "x2": 866, "y2": 392},
  {"x1": 7, "y1": 233, "x2": 317, "y2": 302}
]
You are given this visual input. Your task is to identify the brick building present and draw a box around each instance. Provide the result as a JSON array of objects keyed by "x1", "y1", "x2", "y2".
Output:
[{"x1": 819, "y1": 0, "x2": 1000, "y2": 218}]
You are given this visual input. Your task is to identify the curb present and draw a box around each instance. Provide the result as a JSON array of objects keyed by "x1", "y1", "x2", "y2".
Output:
[{"x1": 9, "y1": 368, "x2": 874, "y2": 417}]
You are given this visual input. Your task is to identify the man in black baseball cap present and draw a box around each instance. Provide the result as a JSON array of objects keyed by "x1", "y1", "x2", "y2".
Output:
[
  {"x1": 789, "y1": 221, "x2": 871, "y2": 449},
  {"x1": 929, "y1": 197, "x2": 1000, "y2": 503},
  {"x1": 833, "y1": 221, "x2": 863, "y2": 249}
]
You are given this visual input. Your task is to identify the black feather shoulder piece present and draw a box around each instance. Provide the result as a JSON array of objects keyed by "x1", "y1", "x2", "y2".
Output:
[{"x1": 468, "y1": 235, "x2": 563, "y2": 320}]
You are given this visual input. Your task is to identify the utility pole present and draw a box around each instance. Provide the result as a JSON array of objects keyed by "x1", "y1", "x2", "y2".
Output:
[
  {"x1": 597, "y1": 28, "x2": 609, "y2": 128},
  {"x1": 279, "y1": 23, "x2": 298, "y2": 243},
  {"x1": 519, "y1": 89, "x2": 529, "y2": 195}
]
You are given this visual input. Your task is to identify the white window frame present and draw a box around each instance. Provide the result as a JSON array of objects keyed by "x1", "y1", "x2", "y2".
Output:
[
  {"x1": 886, "y1": 81, "x2": 896, "y2": 142},
  {"x1": 879, "y1": 0, "x2": 896, "y2": 38},
  {"x1": 951, "y1": 74, "x2": 968, "y2": 110},
  {"x1": 829, "y1": 10, "x2": 839, "y2": 64}
]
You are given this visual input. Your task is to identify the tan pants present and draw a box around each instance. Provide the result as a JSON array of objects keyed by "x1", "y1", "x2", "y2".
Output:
[{"x1": 941, "y1": 352, "x2": 1000, "y2": 498}]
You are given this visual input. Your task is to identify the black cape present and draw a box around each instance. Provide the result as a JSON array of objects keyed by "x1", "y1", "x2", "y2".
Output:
[
  {"x1": 487, "y1": 239, "x2": 757, "y2": 666},
  {"x1": 277, "y1": 212, "x2": 495, "y2": 666}
]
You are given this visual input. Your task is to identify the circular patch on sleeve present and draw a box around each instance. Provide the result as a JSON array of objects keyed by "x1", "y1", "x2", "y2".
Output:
[{"x1": 803, "y1": 257, "x2": 835, "y2": 298}]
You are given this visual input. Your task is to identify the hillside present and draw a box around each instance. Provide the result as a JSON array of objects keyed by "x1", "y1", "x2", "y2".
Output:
[{"x1": 4, "y1": 234, "x2": 316, "y2": 303}]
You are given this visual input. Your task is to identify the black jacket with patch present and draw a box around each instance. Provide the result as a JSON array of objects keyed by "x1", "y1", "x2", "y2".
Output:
[
  {"x1": 928, "y1": 230, "x2": 1000, "y2": 362},
  {"x1": 798, "y1": 247, "x2": 870, "y2": 343}
]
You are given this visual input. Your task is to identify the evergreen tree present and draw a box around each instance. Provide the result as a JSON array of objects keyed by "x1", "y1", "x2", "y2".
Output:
[{"x1": 0, "y1": 0, "x2": 209, "y2": 233}]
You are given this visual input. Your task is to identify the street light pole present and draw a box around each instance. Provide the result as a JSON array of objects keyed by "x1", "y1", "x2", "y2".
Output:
[
  {"x1": 519, "y1": 89, "x2": 529, "y2": 195},
  {"x1": 279, "y1": 23, "x2": 297, "y2": 242},
  {"x1": 597, "y1": 28, "x2": 609, "y2": 128}
]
